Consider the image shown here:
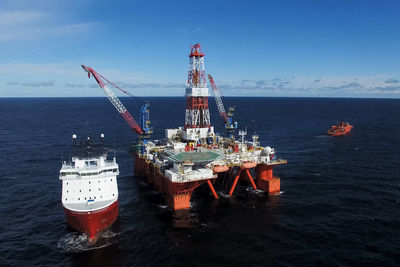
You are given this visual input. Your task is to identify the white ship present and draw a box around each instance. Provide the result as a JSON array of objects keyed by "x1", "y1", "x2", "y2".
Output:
[{"x1": 59, "y1": 134, "x2": 119, "y2": 241}]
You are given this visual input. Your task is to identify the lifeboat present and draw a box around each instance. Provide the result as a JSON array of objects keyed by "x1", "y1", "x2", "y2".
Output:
[
  {"x1": 242, "y1": 161, "x2": 257, "y2": 169},
  {"x1": 327, "y1": 121, "x2": 353, "y2": 136},
  {"x1": 213, "y1": 165, "x2": 229, "y2": 173}
]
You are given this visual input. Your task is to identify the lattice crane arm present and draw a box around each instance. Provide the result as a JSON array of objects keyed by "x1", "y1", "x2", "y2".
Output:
[
  {"x1": 81, "y1": 65, "x2": 144, "y2": 135},
  {"x1": 207, "y1": 74, "x2": 228, "y2": 122}
]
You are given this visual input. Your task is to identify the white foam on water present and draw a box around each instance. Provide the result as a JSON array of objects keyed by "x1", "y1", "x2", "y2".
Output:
[
  {"x1": 58, "y1": 229, "x2": 119, "y2": 253},
  {"x1": 219, "y1": 192, "x2": 232, "y2": 199},
  {"x1": 245, "y1": 187, "x2": 265, "y2": 195}
]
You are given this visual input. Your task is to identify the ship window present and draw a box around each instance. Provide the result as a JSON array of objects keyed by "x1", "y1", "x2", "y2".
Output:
[
  {"x1": 113, "y1": 194, "x2": 115, "y2": 196},
  {"x1": 78, "y1": 198, "x2": 80, "y2": 200},
  {"x1": 61, "y1": 172, "x2": 66, "y2": 176},
  {"x1": 89, "y1": 189, "x2": 91, "y2": 192},
  {"x1": 82, "y1": 173, "x2": 86, "y2": 176},
  {"x1": 89, "y1": 197, "x2": 91, "y2": 199},
  {"x1": 113, "y1": 169, "x2": 117, "y2": 173},
  {"x1": 85, "y1": 197, "x2": 87, "y2": 200},
  {"x1": 89, "y1": 181, "x2": 91, "y2": 184},
  {"x1": 65, "y1": 198, "x2": 67, "y2": 201},
  {"x1": 98, "y1": 188, "x2": 101, "y2": 191},
  {"x1": 79, "y1": 190, "x2": 81, "y2": 192},
  {"x1": 110, "y1": 179, "x2": 112, "y2": 181},
  {"x1": 98, "y1": 181, "x2": 100, "y2": 183},
  {"x1": 101, "y1": 196, "x2": 103, "y2": 198},
  {"x1": 90, "y1": 161, "x2": 97, "y2": 166},
  {"x1": 67, "y1": 190, "x2": 69, "y2": 193},
  {"x1": 94, "y1": 197, "x2": 96, "y2": 199},
  {"x1": 66, "y1": 182, "x2": 68, "y2": 185}
]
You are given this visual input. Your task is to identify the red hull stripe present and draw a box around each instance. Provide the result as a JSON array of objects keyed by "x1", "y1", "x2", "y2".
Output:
[{"x1": 64, "y1": 201, "x2": 119, "y2": 240}]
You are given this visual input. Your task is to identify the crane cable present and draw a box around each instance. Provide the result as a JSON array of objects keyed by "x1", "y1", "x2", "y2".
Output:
[{"x1": 96, "y1": 71, "x2": 145, "y2": 104}]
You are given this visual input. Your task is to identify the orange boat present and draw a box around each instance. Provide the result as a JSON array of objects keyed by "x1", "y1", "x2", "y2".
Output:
[{"x1": 327, "y1": 121, "x2": 353, "y2": 136}]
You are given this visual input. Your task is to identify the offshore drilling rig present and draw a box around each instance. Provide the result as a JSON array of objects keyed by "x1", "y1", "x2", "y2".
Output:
[{"x1": 84, "y1": 44, "x2": 287, "y2": 210}]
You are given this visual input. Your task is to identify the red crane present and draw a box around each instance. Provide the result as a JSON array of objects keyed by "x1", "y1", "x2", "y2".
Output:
[
  {"x1": 208, "y1": 74, "x2": 237, "y2": 138},
  {"x1": 81, "y1": 65, "x2": 144, "y2": 135},
  {"x1": 208, "y1": 74, "x2": 228, "y2": 122}
]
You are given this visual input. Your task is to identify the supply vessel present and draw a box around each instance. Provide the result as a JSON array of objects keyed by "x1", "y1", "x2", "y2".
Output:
[
  {"x1": 327, "y1": 121, "x2": 353, "y2": 136},
  {"x1": 59, "y1": 134, "x2": 119, "y2": 241},
  {"x1": 82, "y1": 43, "x2": 287, "y2": 210}
]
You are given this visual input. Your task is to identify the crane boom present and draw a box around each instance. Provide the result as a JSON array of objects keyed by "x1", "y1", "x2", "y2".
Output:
[
  {"x1": 81, "y1": 65, "x2": 144, "y2": 135},
  {"x1": 208, "y1": 74, "x2": 227, "y2": 122}
]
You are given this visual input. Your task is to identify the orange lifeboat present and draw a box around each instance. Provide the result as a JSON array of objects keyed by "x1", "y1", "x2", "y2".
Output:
[
  {"x1": 242, "y1": 161, "x2": 257, "y2": 169},
  {"x1": 213, "y1": 165, "x2": 229, "y2": 173},
  {"x1": 327, "y1": 121, "x2": 353, "y2": 136}
]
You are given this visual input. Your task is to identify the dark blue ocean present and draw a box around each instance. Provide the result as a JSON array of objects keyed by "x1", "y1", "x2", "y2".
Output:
[{"x1": 1, "y1": 97, "x2": 399, "y2": 266}]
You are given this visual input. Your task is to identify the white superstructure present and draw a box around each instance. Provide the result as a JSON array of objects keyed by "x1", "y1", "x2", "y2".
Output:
[{"x1": 59, "y1": 135, "x2": 119, "y2": 213}]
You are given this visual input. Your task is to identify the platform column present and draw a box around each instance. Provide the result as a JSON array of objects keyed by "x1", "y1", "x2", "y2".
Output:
[
  {"x1": 256, "y1": 164, "x2": 280, "y2": 194},
  {"x1": 134, "y1": 155, "x2": 144, "y2": 176},
  {"x1": 167, "y1": 192, "x2": 192, "y2": 210}
]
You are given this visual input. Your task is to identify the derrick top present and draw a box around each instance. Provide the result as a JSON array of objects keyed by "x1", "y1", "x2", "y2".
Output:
[{"x1": 189, "y1": 43, "x2": 205, "y2": 57}]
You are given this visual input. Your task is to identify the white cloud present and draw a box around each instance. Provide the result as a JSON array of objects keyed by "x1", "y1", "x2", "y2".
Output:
[
  {"x1": 216, "y1": 75, "x2": 400, "y2": 97},
  {"x1": 0, "y1": 9, "x2": 92, "y2": 42},
  {"x1": 0, "y1": 61, "x2": 185, "y2": 96},
  {"x1": 1, "y1": 61, "x2": 399, "y2": 97},
  {"x1": 0, "y1": 62, "x2": 83, "y2": 76},
  {"x1": 0, "y1": 10, "x2": 44, "y2": 26}
]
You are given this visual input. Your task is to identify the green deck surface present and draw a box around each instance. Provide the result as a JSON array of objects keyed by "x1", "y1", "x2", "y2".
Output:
[{"x1": 170, "y1": 151, "x2": 221, "y2": 162}]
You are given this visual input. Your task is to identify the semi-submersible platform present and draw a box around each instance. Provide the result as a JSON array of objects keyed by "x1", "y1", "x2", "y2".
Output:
[{"x1": 82, "y1": 44, "x2": 287, "y2": 210}]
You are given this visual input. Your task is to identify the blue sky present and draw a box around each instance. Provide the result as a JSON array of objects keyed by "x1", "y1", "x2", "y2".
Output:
[{"x1": 1, "y1": 0, "x2": 400, "y2": 97}]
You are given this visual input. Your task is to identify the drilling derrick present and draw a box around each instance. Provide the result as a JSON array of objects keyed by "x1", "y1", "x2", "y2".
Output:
[{"x1": 184, "y1": 44, "x2": 214, "y2": 142}]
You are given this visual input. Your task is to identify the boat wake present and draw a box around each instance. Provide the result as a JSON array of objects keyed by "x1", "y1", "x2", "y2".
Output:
[{"x1": 57, "y1": 229, "x2": 119, "y2": 253}]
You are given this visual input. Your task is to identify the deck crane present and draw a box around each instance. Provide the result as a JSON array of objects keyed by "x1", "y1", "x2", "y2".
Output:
[
  {"x1": 207, "y1": 74, "x2": 237, "y2": 139},
  {"x1": 81, "y1": 65, "x2": 152, "y2": 151}
]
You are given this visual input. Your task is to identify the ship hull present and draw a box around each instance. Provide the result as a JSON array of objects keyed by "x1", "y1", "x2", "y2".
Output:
[{"x1": 64, "y1": 200, "x2": 119, "y2": 241}]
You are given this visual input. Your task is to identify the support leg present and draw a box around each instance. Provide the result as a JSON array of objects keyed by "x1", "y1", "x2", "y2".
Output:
[
  {"x1": 229, "y1": 168, "x2": 242, "y2": 196},
  {"x1": 207, "y1": 180, "x2": 219, "y2": 199},
  {"x1": 246, "y1": 169, "x2": 257, "y2": 190}
]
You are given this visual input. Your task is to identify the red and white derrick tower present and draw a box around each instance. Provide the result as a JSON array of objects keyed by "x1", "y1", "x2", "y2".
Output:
[{"x1": 184, "y1": 44, "x2": 214, "y2": 141}]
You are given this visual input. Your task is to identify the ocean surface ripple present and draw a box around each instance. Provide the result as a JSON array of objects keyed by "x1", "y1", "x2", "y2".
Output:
[{"x1": 0, "y1": 97, "x2": 399, "y2": 266}]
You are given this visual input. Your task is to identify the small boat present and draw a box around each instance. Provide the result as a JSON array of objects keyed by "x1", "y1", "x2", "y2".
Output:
[
  {"x1": 213, "y1": 165, "x2": 229, "y2": 173},
  {"x1": 327, "y1": 121, "x2": 353, "y2": 136}
]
